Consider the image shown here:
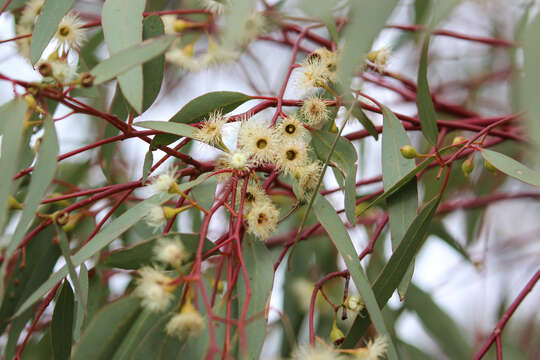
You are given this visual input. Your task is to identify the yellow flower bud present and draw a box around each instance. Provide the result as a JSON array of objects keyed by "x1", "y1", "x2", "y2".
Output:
[
  {"x1": 400, "y1": 145, "x2": 417, "y2": 159},
  {"x1": 462, "y1": 157, "x2": 475, "y2": 177},
  {"x1": 452, "y1": 136, "x2": 467, "y2": 146},
  {"x1": 484, "y1": 160, "x2": 497, "y2": 174}
]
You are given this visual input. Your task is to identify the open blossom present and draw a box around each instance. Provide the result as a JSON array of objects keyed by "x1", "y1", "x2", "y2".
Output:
[
  {"x1": 292, "y1": 344, "x2": 347, "y2": 360},
  {"x1": 20, "y1": 0, "x2": 45, "y2": 25},
  {"x1": 166, "y1": 301, "x2": 205, "y2": 338},
  {"x1": 301, "y1": 96, "x2": 329, "y2": 128},
  {"x1": 246, "y1": 200, "x2": 279, "y2": 240},
  {"x1": 55, "y1": 11, "x2": 87, "y2": 50},
  {"x1": 277, "y1": 114, "x2": 309, "y2": 142},
  {"x1": 344, "y1": 295, "x2": 364, "y2": 313},
  {"x1": 276, "y1": 140, "x2": 309, "y2": 175},
  {"x1": 144, "y1": 205, "x2": 167, "y2": 230},
  {"x1": 237, "y1": 179, "x2": 269, "y2": 212},
  {"x1": 200, "y1": 0, "x2": 231, "y2": 14},
  {"x1": 135, "y1": 267, "x2": 175, "y2": 312},
  {"x1": 217, "y1": 149, "x2": 252, "y2": 171},
  {"x1": 149, "y1": 167, "x2": 178, "y2": 194},
  {"x1": 367, "y1": 47, "x2": 390, "y2": 73},
  {"x1": 165, "y1": 45, "x2": 202, "y2": 72},
  {"x1": 294, "y1": 160, "x2": 323, "y2": 198},
  {"x1": 153, "y1": 237, "x2": 190, "y2": 267},
  {"x1": 237, "y1": 119, "x2": 277, "y2": 165},
  {"x1": 296, "y1": 48, "x2": 339, "y2": 92},
  {"x1": 50, "y1": 60, "x2": 77, "y2": 83},
  {"x1": 353, "y1": 336, "x2": 388, "y2": 360},
  {"x1": 193, "y1": 110, "x2": 228, "y2": 147}
]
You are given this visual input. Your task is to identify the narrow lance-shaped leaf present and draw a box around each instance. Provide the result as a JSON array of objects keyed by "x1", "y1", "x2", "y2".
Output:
[
  {"x1": 523, "y1": 13, "x2": 540, "y2": 167},
  {"x1": 381, "y1": 104, "x2": 418, "y2": 299},
  {"x1": 152, "y1": 91, "x2": 252, "y2": 146},
  {"x1": 481, "y1": 149, "x2": 540, "y2": 187},
  {"x1": 237, "y1": 236, "x2": 275, "y2": 359},
  {"x1": 51, "y1": 281, "x2": 75, "y2": 360},
  {"x1": 142, "y1": 149, "x2": 153, "y2": 184},
  {"x1": 142, "y1": 15, "x2": 165, "y2": 112},
  {"x1": 30, "y1": 0, "x2": 76, "y2": 64},
  {"x1": 405, "y1": 284, "x2": 471, "y2": 359},
  {"x1": 0, "y1": 99, "x2": 28, "y2": 232},
  {"x1": 90, "y1": 36, "x2": 175, "y2": 85},
  {"x1": 135, "y1": 120, "x2": 196, "y2": 139},
  {"x1": 73, "y1": 263, "x2": 89, "y2": 341},
  {"x1": 0, "y1": 113, "x2": 56, "y2": 308},
  {"x1": 342, "y1": 195, "x2": 441, "y2": 347},
  {"x1": 417, "y1": 32, "x2": 439, "y2": 146},
  {"x1": 55, "y1": 224, "x2": 85, "y2": 309},
  {"x1": 14, "y1": 192, "x2": 174, "y2": 317},
  {"x1": 313, "y1": 195, "x2": 399, "y2": 360},
  {"x1": 102, "y1": 0, "x2": 146, "y2": 113}
]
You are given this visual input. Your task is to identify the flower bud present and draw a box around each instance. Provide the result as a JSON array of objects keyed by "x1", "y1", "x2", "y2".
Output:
[
  {"x1": 452, "y1": 136, "x2": 466, "y2": 146},
  {"x1": 344, "y1": 295, "x2": 364, "y2": 312},
  {"x1": 173, "y1": 19, "x2": 191, "y2": 32},
  {"x1": 462, "y1": 157, "x2": 474, "y2": 177},
  {"x1": 400, "y1": 145, "x2": 417, "y2": 159},
  {"x1": 80, "y1": 73, "x2": 94, "y2": 88},
  {"x1": 484, "y1": 160, "x2": 497, "y2": 174},
  {"x1": 38, "y1": 62, "x2": 52, "y2": 77},
  {"x1": 24, "y1": 94, "x2": 36, "y2": 108},
  {"x1": 55, "y1": 212, "x2": 70, "y2": 226},
  {"x1": 330, "y1": 323, "x2": 344, "y2": 343},
  {"x1": 8, "y1": 196, "x2": 23, "y2": 210}
]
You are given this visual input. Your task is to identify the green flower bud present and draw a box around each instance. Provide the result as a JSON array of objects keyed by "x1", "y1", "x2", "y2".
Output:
[
  {"x1": 400, "y1": 145, "x2": 417, "y2": 159},
  {"x1": 330, "y1": 323, "x2": 344, "y2": 343},
  {"x1": 484, "y1": 160, "x2": 497, "y2": 174},
  {"x1": 452, "y1": 136, "x2": 466, "y2": 146},
  {"x1": 462, "y1": 157, "x2": 474, "y2": 177}
]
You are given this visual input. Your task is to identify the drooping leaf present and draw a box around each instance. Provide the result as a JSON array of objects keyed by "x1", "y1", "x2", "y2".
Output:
[
  {"x1": 142, "y1": 149, "x2": 154, "y2": 184},
  {"x1": 142, "y1": 15, "x2": 165, "y2": 112},
  {"x1": 103, "y1": 232, "x2": 215, "y2": 270},
  {"x1": 311, "y1": 131, "x2": 358, "y2": 224},
  {"x1": 135, "y1": 120, "x2": 196, "y2": 139},
  {"x1": 29, "y1": 0, "x2": 76, "y2": 63},
  {"x1": 351, "y1": 105, "x2": 379, "y2": 140},
  {"x1": 381, "y1": 104, "x2": 418, "y2": 299},
  {"x1": 0, "y1": 99, "x2": 27, "y2": 232},
  {"x1": 337, "y1": 1, "x2": 399, "y2": 86},
  {"x1": 417, "y1": 33, "x2": 439, "y2": 146},
  {"x1": 72, "y1": 297, "x2": 141, "y2": 360},
  {"x1": 102, "y1": 0, "x2": 146, "y2": 112},
  {"x1": 101, "y1": 87, "x2": 129, "y2": 178},
  {"x1": 152, "y1": 91, "x2": 252, "y2": 146},
  {"x1": 237, "y1": 236, "x2": 274, "y2": 359},
  {"x1": 55, "y1": 224, "x2": 85, "y2": 309},
  {"x1": 523, "y1": 12, "x2": 540, "y2": 167},
  {"x1": 15, "y1": 192, "x2": 175, "y2": 317},
  {"x1": 313, "y1": 195, "x2": 398, "y2": 359},
  {"x1": 190, "y1": 176, "x2": 217, "y2": 210},
  {"x1": 74, "y1": 263, "x2": 89, "y2": 341},
  {"x1": 342, "y1": 195, "x2": 440, "y2": 347},
  {"x1": 0, "y1": 114, "x2": 57, "y2": 308},
  {"x1": 405, "y1": 284, "x2": 471, "y2": 359},
  {"x1": 481, "y1": 149, "x2": 540, "y2": 187},
  {"x1": 5, "y1": 309, "x2": 32, "y2": 359},
  {"x1": 90, "y1": 36, "x2": 175, "y2": 86},
  {"x1": 51, "y1": 281, "x2": 75, "y2": 360}
]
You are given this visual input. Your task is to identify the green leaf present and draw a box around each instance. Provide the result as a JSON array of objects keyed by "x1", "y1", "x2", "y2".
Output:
[
  {"x1": 313, "y1": 195, "x2": 398, "y2": 359},
  {"x1": 0, "y1": 226, "x2": 60, "y2": 335},
  {"x1": 191, "y1": 176, "x2": 217, "y2": 210},
  {"x1": 0, "y1": 98, "x2": 27, "y2": 231},
  {"x1": 0, "y1": 114, "x2": 57, "y2": 308},
  {"x1": 142, "y1": 149, "x2": 153, "y2": 184},
  {"x1": 342, "y1": 195, "x2": 440, "y2": 347},
  {"x1": 351, "y1": 105, "x2": 379, "y2": 140},
  {"x1": 523, "y1": 13, "x2": 540, "y2": 167},
  {"x1": 142, "y1": 15, "x2": 165, "y2": 112},
  {"x1": 337, "y1": 1, "x2": 399, "y2": 86},
  {"x1": 52, "y1": 281, "x2": 75, "y2": 360},
  {"x1": 381, "y1": 104, "x2": 418, "y2": 299},
  {"x1": 101, "y1": 87, "x2": 128, "y2": 178},
  {"x1": 103, "y1": 232, "x2": 214, "y2": 269},
  {"x1": 429, "y1": 221, "x2": 472, "y2": 263},
  {"x1": 29, "y1": 0, "x2": 76, "y2": 64},
  {"x1": 358, "y1": 158, "x2": 435, "y2": 216},
  {"x1": 417, "y1": 33, "x2": 439, "y2": 146},
  {"x1": 405, "y1": 284, "x2": 471, "y2": 359},
  {"x1": 102, "y1": 0, "x2": 146, "y2": 112},
  {"x1": 15, "y1": 192, "x2": 175, "y2": 317},
  {"x1": 152, "y1": 91, "x2": 252, "y2": 146},
  {"x1": 74, "y1": 264, "x2": 89, "y2": 341},
  {"x1": 55, "y1": 224, "x2": 85, "y2": 310},
  {"x1": 481, "y1": 149, "x2": 540, "y2": 187},
  {"x1": 414, "y1": 0, "x2": 432, "y2": 25},
  {"x1": 237, "y1": 236, "x2": 274, "y2": 359},
  {"x1": 311, "y1": 131, "x2": 358, "y2": 224},
  {"x1": 90, "y1": 36, "x2": 175, "y2": 86},
  {"x1": 130, "y1": 315, "x2": 183, "y2": 360},
  {"x1": 73, "y1": 297, "x2": 141, "y2": 360},
  {"x1": 5, "y1": 309, "x2": 32, "y2": 359},
  {"x1": 135, "y1": 120, "x2": 196, "y2": 139}
]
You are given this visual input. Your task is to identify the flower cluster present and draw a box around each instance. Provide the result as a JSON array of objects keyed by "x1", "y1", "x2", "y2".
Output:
[
  {"x1": 134, "y1": 238, "x2": 205, "y2": 339},
  {"x1": 15, "y1": 0, "x2": 86, "y2": 83},
  {"x1": 291, "y1": 336, "x2": 388, "y2": 360}
]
